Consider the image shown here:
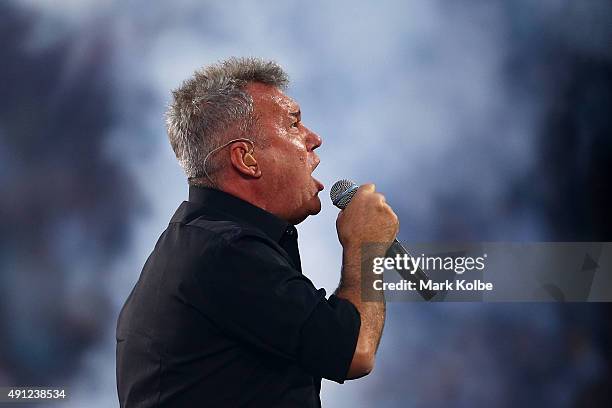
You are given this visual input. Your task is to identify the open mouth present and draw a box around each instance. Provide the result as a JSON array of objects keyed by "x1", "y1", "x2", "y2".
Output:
[{"x1": 311, "y1": 160, "x2": 324, "y2": 192}]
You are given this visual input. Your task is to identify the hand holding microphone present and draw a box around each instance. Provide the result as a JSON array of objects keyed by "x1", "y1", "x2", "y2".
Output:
[
  {"x1": 335, "y1": 183, "x2": 399, "y2": 251},
  {"x1": 331, "y1": 180, "x2": 436, "y2": 301}
]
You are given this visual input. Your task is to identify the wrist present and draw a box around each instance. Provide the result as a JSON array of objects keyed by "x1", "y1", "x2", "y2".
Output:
[{"x1": 341, "y1": 240, "x2": 361, "y2": 254}]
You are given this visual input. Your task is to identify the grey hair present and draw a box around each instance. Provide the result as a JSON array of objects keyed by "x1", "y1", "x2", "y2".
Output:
[{"x1": 165, "y1": 57, "x2": 289, "y2": 184}]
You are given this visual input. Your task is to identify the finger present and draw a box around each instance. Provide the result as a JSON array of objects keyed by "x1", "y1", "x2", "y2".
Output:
[
  {"x1": 375, "y1": 192, "x2": 386, "y2": 204},
  {"x1": 358, "y1": 183, "x2": 375, "y2": 194}
]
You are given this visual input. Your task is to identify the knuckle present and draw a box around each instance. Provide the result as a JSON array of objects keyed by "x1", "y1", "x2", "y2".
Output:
[
  {"x1": 372, "y1": 193, "x2": 384, "y2": 205},
  {"x1": 361, "y1": 183, "x2": 375, "y2": 192}
]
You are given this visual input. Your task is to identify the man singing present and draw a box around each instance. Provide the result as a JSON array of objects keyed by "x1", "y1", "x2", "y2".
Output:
[{"x1": 116, "y1": 57, "x2": 399, "y2": 407}]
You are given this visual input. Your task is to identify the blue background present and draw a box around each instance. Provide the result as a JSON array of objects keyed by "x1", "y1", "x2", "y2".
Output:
[{"x1": 1, "y1": 0, "x2": 611, "y2": 406}]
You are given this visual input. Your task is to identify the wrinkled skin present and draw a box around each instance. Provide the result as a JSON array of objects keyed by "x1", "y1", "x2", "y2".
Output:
[{"x1": 220, "y1": 83, "x2": 324, "y2": 225}]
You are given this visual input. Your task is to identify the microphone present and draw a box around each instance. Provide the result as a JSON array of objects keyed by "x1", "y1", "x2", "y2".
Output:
[{"x1": 330, "y1": 180, "x2": 436, "y2": 301}]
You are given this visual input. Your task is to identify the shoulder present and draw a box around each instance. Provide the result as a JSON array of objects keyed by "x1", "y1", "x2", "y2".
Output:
[
  {"x1": 162, "y1": 200, "x2": 287, "y2": 269},
  {"x1": 173, "y1": 216, "x2": 272, "y2": 247},
  {"x1": 161, "y1": 215, "x2": 283, "y2": 269},
  {"x1": 168, "y1": 200, "x2": 272, "y2": 244}
]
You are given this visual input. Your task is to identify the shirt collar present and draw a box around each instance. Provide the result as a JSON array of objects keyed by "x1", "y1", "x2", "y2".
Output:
[{"x1": 187, "y1": 186, "x2": 294, "y2": 243}]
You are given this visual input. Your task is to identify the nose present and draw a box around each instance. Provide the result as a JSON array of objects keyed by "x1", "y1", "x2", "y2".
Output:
[{"x1": 306, "y1": 127, "x2": 322, "y2": 151}]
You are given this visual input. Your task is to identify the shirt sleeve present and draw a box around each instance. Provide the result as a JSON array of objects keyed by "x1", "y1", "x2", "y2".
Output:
[{"x1": 190, "y1": 233, "x2": 361, "y2": 383}]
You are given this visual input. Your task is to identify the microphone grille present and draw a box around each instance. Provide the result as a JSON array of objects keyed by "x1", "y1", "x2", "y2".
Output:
[{"x1": 330, "y1": 179, "x2": 358, "y2": 209}]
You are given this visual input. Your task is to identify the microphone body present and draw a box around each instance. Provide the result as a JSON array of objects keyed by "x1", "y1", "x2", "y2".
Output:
[
  {"x1": 330, "y1": 179, "x2": 436, "y2": 301},
  {"x1": 386, "y1": 240, "x2": 436, "y2": 301}
]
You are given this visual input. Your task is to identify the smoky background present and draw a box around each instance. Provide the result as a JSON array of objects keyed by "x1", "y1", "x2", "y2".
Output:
[{"x1": 1, "y1": 0, "x2": 611, "y2": 407}]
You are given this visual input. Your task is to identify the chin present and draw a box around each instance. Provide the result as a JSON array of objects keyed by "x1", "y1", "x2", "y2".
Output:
[
  {"x1": 309, "y1": 196, "x2": 322, "y2": 215},
  {"x1": 291, "y1": 199, "x2": 321, "y2": 225}
]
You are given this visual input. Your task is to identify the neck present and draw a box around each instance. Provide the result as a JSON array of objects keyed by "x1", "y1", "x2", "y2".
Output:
[{"x1": 217, "y1": 179, "x2": 275, "y2": 216}]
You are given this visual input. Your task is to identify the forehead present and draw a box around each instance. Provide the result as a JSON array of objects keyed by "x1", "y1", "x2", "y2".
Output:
[{"x1": 246, "y1": 82, "x2": 299, "y2": 117}]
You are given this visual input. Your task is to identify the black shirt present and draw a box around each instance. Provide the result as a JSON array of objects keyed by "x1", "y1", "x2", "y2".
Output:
[{"x1": 116, "y1": 186, "x2": 361, "y2": 407}]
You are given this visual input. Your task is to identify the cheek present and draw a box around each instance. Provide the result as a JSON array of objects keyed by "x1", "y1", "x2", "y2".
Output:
[
  {"x1": 266, "y1": 137, "x2": 312, "y2": 188},
  {"x1": 283, "y1": 145, "x2": 310, "y2": 174},
  {"x1": 285, "y1": 135, "x2": 309, "y2": 165},
  {"x1": 266, "y1": 155, "x2": 302, "y2": 189}
]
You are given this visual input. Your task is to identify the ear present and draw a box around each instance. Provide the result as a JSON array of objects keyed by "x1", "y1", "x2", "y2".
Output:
[
  {"x1": 229, "y1": 142, "x2": 261, "y2": 178},
  {"x1": 244, "y1": 152, "x2": 256, "y2": 166}
]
